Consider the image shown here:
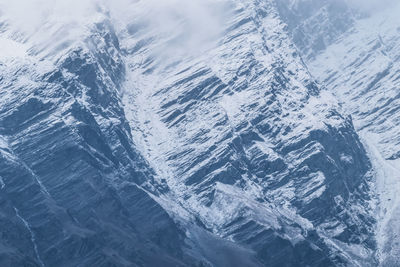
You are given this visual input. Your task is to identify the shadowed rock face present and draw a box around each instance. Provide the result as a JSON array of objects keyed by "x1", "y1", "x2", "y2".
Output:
[
  {"x1": 279, "y1": 0, "x2": 400, "y2": 265},
  {"x1": 0, "y1": 0, "x2": 379, "y2": 266},
  {"x1": 121, "y1": 0, "x2": 376, "y2": 265},
  {"x1": 300, "y1": 1, "x2": 400, "y2": 265},
  {"x1": 274, "y1": 0, "x2": 357, "y2": 60},
  {"x1": 0, "y1": 21, "x2": 199, "y2": 267}
]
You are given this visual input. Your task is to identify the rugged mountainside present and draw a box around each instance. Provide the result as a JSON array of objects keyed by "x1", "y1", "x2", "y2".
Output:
[
  {"x1": 0, "y1": 0, "x2": 395, "y2": 266},
  {"x1": 122, "y1": 0, "x2": 375, "y2": 265},
  {"x1": 304, "y1": 2, "x2": 400, "y2": 265},
  {"x1": 0, "y1": 16, "x2": 203, "y2": 266},
  {"x1": 274, "y1": 0, "x2": 357, "y2": 60},
  {"x1": 276, "y1": 0, "x2": 400, "y2": 265}
]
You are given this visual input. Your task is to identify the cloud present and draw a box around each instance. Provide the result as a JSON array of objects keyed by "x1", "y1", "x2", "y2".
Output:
[
  {"x1": 0, "y1": 0, "x2": 231, "y2": 60},
  {"x1": 0, "y1": 0, "x2": 101, "y2": 59},
  {"x1": 119, "y1": 0, "x2": 231, "y2": 59},
  {"x1": 0, "y1": 0, "x2": 97, "y2": 34}
]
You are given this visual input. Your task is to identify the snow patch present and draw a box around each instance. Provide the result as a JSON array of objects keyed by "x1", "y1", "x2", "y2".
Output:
[
  {"x1": 340, "y1": 153, "x2": 354, "y2": 164},
  {"x1": 361, "y1": 132, "x2": 400, "y2": 263}
]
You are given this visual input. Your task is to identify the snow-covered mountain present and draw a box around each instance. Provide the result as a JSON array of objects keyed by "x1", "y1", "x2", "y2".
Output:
[
  {"x1": 121, "y1": 0, "x2": 375, "y2": 265},
  {"x1": 0, "y1": 0, "x2": 397, "y2": 266},
  {"x1": 275, "y1": 0, "x2": 357, "y2": 60},
  {"x1": 304, "y1": 2, "x2": 400, "y2": 265}
]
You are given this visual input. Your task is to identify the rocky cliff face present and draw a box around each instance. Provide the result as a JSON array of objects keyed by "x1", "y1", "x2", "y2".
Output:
[
  {"x1": 0, "y1": 17, "x2": 203, "y2": 267},
  {"x1": 121, "y1": 0, "x2": 376, "y2": 265},
  {"x1": 0, "y1": 0, "x2": 388, "y2": 266},
  {"x1": 274, "y1": 0, "x2": 357, "y2": 60},
  {"x1": 303, "y1": 2, "x2": 400, "y2": 265}
]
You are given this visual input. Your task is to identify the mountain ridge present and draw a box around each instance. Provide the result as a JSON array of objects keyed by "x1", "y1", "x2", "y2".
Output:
[{"x1": 0, "y1": 0, "x2": 397, "y2": 266}]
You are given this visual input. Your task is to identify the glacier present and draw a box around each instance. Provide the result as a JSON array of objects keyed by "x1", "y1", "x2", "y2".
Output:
[{"x1": 0, "y1": 0, "x2": 398, "y2": 266}]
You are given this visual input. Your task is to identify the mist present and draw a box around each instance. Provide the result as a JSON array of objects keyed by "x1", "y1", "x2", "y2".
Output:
[
  {"x1": 345, "y1": 0, "x2": 398, "y2": 13},
  {"x1": 116, "y1": 0, "x2": 231, "y2": 59},
  {"x1": 1, "y1": 0, "x2": 398, "y2": 38},
  {"x1": 0, "y1": 0, "x2": 232, "y2": 61},
  {"x1": 3, "y1": 0, "x2": 396, "y2": 61}
]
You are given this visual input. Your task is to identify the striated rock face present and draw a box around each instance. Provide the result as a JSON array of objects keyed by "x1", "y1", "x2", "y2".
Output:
[
  {"x1": 0, "y1": 0, "x2": 384, "y2": 266},
  {"x1": 304, "y1": 2, "x2": 400, "y2": 265},
  {"x1": 274, "y1": 0, "x2": 357, "y2": 60},
  {"x1": 0, "y1": 19, "x2": 202, "y2": 267},
  {"x1": 121, "y1": 0, "x2": 376, "y2": 265}
]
